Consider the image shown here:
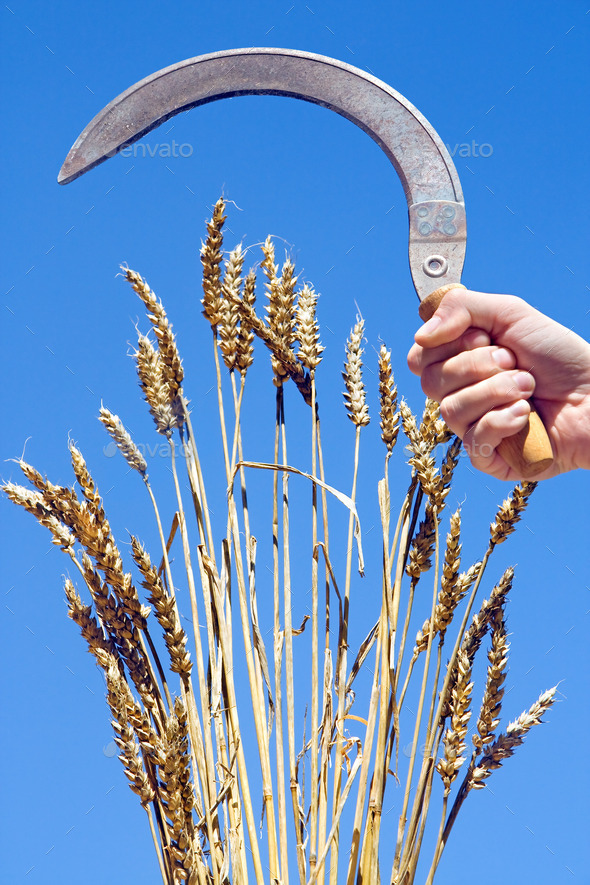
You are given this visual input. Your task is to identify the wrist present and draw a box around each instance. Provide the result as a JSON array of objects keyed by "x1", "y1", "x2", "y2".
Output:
[{"x1": 567, "y1": 397, "x2": 590, "y2": 472}]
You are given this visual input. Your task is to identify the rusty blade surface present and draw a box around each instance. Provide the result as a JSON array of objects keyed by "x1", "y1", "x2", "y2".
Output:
[{"x1": 58, "y1": 47, "x2": 466, "y2": 300}]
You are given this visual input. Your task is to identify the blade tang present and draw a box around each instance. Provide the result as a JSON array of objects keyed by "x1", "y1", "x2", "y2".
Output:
[{"x1": 408, "y1": 200, "x2": 466, "y2": 301}]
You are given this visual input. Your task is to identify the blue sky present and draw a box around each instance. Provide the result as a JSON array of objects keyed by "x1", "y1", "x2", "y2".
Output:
[{"x1": 1, "y1": 2, "x2": 589, "y2": 883}]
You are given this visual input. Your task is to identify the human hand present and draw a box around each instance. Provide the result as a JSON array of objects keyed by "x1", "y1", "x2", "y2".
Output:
[{"x1": 407, "y1": 288, "x2": 590, "y2": 480}]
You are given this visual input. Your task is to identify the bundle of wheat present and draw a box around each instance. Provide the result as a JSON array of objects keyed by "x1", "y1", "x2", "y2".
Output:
[{"x1": 4, "y1": 198, "x2": 556, "y2": 885}]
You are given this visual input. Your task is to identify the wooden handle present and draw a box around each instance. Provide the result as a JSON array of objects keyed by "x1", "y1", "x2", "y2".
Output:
[
  {"x1": 418, "y1": 284, "x2": 465, "y2": 322},
  {"x1": 419, "y1": 284, "x2": 554, "y2": 478}
]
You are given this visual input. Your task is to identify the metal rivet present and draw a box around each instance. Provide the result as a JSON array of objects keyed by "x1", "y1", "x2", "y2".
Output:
[
  {"x1": 442, "y1": 206, "x2": 455, "y2": 218},
  {"x1": 443, "y1": 222, "x2": 457, "y2": 235},
  {"x1": 417, "y1": 206, "x2": 429, "y2": 217},
  {"x1": 423, "y1": 255, "x2": 448, "y2": 278},
  {"x1": 419, "y1": 221, "x2": 432, "y2": 235}
]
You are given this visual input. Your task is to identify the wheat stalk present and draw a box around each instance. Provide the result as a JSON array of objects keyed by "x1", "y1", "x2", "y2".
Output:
[{"x1": 330, "y1": 319, "x2": 371, "y2": 885}]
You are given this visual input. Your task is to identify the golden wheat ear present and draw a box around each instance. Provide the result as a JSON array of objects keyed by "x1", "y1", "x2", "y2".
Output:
[{"x1": 342, "y1": 318, "x2": 370, "y2": 427}]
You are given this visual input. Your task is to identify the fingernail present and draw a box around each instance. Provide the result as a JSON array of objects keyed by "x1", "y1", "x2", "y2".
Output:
[
  {"x1": 420, "y1": 315, "x2": 441, "y2": 336},
  {"x1": 508, "y1": 399, "x2": 530, "y2": 418},
  {"x1": 514, "y1": 371, "x2": 535, "y2": 393},
  {"x1": 492, "y1": 348, "x2": 514, "y2": 369},
  {"x1": 465, "y1": 329, "x2": 491, "y2": 349},
  {"x1": 492, "y1": 347, "x2": 514, "y2": 369}
]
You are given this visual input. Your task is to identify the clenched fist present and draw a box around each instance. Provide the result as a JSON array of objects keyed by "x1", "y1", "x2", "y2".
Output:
[{"x1": 407, "y1": 288, "x2": 590, "y2": 480}]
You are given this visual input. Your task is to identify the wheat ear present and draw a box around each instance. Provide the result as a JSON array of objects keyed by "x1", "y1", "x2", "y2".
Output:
[
  {"x1": 123, "y1": 266, "x2": 184, "y2": 402},
  {"x1": 378, "y1": 344, "x2": 399, "y2": 452},
  {"x1": 2, "y1": 481, "x2": 74, "y2": 550},
  {"x1": 413, "y1": 514, "x2": 480, "y2": 657},
  {"x1": 296, "y1": 283, "x2": 324, "y2": 370},
  {"x1": 469, "y1": 686, "x2": 557, "y2": 788},
  {"x1": 490, "y1": 481, "x2": 537, "y2": 546},
  {"x1": 201, "y1": 197, "x2": 226, "y2": 328},
  {"x1": 418, "y1": 398, "x2": 453, "y2": 451},
  {"x1": 64, "y1": 578, "x2": 116, "y2": 659},
  {"x1": 342, "y1": 318, "x2": 370, "y2": 427},
  {"x1": 233, "y1": 291, "x2": 312, "y2": 403},
  {"x1": 473, "y1": 607, "x2": 509, "y2": 751},
  {"x1": 263, "y1": 241, "x2": 298, "y2": 386},
  {"x1": 218, "y1": 243, "x2": 245, "y2": 371},
  {"x1": 236, "y1": 267, "x2": 256, "y2": 375},
  {"x1": 99, "y1": 406, "x2": 148, "y2": 476},
  {"x1": 131, "y1": 536, "x2": 192, "y2": 678},
  {"x1": 135, "y1": 333, "x2": 178, "y2": 436},
  {"x1": 436, "y1": 648, "x2": 473, "y2": 794},
  {"x1": 432, "y1": 685, "x2": 558, "y2": 879}
]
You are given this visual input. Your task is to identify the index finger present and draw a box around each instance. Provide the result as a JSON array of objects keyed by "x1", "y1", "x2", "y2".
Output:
[
  {"x1": 414, "y1": 288, "x2": 517, "y2": 348},
  {"x1": 407, "y1": 328, "x2": 492, "y2": 376}
]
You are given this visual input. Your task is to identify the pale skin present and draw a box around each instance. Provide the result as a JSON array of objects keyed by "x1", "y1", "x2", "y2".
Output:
[{"x1": 407, "y1": 288, "x2": 590, "y2": 481}]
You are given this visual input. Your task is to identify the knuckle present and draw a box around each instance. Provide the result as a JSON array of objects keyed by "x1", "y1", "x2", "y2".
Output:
[
  {"x1": 489, "y1": 372, "x2": 516, "y2": 401},
  {"x1": 463, "y1": 329, "x2": 491, "y2": 351},
  {"x1": 439, "y1": 396, "x2": 462, "y2": 433},
  {"x1": 444, "y1": 287, "x2": 467, "y2": 309},
  {"x1": 474, "y1": 410, "x2": 495, "y2": 435},
  {"x1": 505, "y1": 293, "x2": 527, "y2": 312},
  {"x1": 420, "y1": 365, "x2": 440, "y2": 398},
  {"x1": 407, "y1": 345, "x2": 422, "y2": 375},
  {"x1": 464, "y1": 347, "x2": 500, "y2": 381},
  {"x1": 464, "y1": 422, "x2": 496, "y2": 463},
  {"x1": 464, "y1": 349, "x2": 486, "y2": 378}
]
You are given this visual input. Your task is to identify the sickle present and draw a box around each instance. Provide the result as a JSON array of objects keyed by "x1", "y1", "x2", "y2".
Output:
[{"x1": 58, "y1": 47, "x2": 552, "y2": 476}]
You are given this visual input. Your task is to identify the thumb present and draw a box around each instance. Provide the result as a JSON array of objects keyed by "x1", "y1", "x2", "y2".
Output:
[{"x1": 414, "y1": 288, "x2": 523, "y2": 347}]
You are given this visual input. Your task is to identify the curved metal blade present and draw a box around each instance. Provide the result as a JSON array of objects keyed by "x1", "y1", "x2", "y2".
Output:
[{"x1": 58, "y1": 47, "x2": 466, "y2": 300}]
